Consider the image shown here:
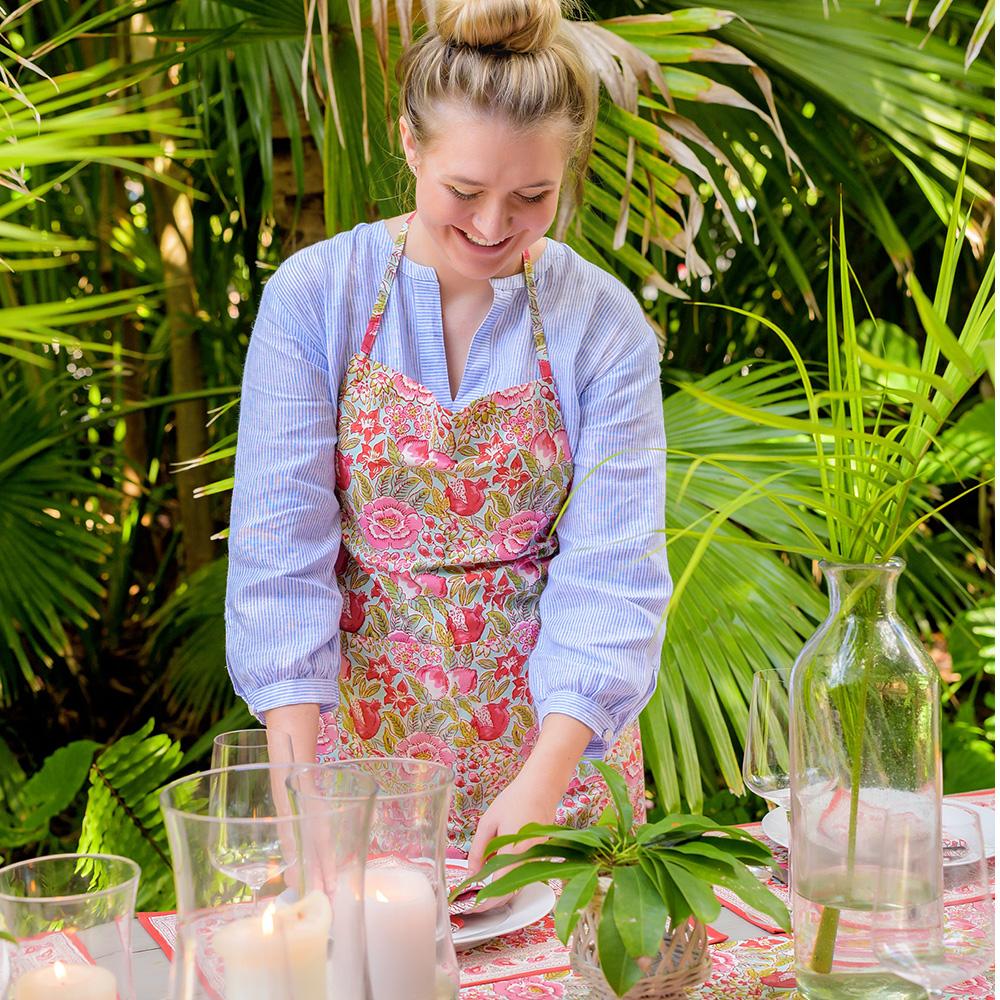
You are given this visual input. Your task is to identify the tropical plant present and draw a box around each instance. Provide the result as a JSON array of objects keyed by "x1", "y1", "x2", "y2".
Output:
[
  {"x1": 458, "y1": 760, "x2": 789, "y2": 996},
  {"x1": 675, "y1": 179, "x2": 993, "y2": 568}
]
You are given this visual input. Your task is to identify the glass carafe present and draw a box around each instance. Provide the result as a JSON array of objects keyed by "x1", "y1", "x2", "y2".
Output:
[{"x1": 789, "y1": 558, "x2": 942, "y2": 1000}]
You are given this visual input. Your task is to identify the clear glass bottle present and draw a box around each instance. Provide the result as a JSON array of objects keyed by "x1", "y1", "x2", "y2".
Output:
[{"x1": 789, "y1": 558, "x2": 942, "y2": 1000}]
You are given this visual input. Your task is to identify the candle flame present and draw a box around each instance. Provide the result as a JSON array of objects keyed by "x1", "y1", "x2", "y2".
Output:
[
  {"x1": 374, "y1": 890, "x2": 389, "y2": 903},
  {"x1": 262, "y1": 904, "x2": 276, "y2": 936},
  {"x1": 54, "y1": 961, "x2": 67, "y2": 981}
]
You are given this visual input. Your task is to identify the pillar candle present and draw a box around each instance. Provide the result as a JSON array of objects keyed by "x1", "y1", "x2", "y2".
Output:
[
  {"x1": 364, "y1": 867, "x2": 437, "y2": 1000},
  {"x1": 13, "y1": 961, "x2": 117, "y2": 1000},
  {"x1": 213, "y1": 890, "x2": 332, "y2": 999}
]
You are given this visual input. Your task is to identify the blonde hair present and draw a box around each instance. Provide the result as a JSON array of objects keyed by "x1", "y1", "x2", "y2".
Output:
[{"x1": 397, "y1": 0, "x2": 597, "y2": 197}]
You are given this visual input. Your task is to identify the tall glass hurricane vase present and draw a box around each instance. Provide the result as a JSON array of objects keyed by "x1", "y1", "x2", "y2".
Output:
[
  {"x1": 789, "y1": 559, "x2": 942, "y2": 1000},
  {"x1": 315, "y1": 758, "x2": 460, "y2": 1000},
  {"x1": 160, "y1": 764, "x2": 377, "y2": 1000}
]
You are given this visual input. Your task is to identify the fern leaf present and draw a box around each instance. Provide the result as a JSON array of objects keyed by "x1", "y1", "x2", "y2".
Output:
[{"x1": 78, "y1": 720, "x2": 183, "y2": 910}]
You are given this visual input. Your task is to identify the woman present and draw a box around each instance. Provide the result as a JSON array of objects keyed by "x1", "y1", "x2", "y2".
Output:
[{"x1": 225, "y1": 0, "x2": 672, "y2": 873}]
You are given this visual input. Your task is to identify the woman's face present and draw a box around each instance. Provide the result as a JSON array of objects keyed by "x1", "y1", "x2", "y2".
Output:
[{"x1": 401, "y1": 103, "x2": 570, "y2": 280}]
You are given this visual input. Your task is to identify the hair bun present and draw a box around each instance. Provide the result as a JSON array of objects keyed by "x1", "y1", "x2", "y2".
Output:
[{"x1": 434, "y1": 0, "x2": 563, "y2": 54}]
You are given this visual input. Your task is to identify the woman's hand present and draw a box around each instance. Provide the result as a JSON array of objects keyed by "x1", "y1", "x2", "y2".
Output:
[{"x1": 466, "y1": 713, "x2": 594, "y2": 911}]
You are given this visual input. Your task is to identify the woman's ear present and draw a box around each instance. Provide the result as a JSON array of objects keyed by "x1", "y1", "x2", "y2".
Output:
[{"x1": 399, "y1": 117, "x2": 419, "y2": 173}]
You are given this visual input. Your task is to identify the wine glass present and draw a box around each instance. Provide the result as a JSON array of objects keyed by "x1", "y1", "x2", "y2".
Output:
[
  {"x1": 206, "y1": 764, "x2": 295, "y2": 894},
  {"x1": 211, "y1": 728, "x2": 293, "y2": 769},
  {"x1": 742, "y1": 668, "x2": 791, "y2": 811},
  {"x1": 873, "y1": 804, "x2": 994, "y2": 997}
]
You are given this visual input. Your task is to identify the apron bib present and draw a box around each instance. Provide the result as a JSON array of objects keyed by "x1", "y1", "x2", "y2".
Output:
[{"x1": 317, "y1": 216, "x2": 645, "y2": 850}]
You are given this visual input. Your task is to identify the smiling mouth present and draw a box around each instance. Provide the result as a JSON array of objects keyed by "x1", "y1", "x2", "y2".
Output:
[{"x1": 455, "y1": 227, "x2": 513, "y2": 250}]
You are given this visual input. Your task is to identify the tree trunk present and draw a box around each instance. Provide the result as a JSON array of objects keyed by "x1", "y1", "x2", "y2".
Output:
[{"x1": 131, "y1": 18, "x2": 214, "y2": 572}]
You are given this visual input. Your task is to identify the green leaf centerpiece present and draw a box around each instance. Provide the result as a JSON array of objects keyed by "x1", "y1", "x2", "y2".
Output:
[{"x1": 455, "y1": 761, "x2": 789, "y2": 997}]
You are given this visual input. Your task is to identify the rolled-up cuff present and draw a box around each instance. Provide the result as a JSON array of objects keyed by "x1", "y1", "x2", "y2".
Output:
[
  {"x1": 535, "y1": 691, "x2": 618, "y2": 759},
  {"x1": 243, "y1": 678, "x2": 340, "y2": 722}
]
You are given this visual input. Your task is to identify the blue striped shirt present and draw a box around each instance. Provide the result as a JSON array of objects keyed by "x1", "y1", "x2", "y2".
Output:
[{"x1": 225, "y1": 220, "x2": 671, "y2": 757}]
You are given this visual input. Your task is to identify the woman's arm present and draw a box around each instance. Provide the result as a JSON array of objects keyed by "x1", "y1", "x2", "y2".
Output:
[
  {"x1": 527, "y1": 294, "x2": 671, "y2": 757},
  {"x1": 468, "y1": 291, "x2": 670, "y2": 873},
  {"x1": 225, "y1": 249, "x2": 343, "y2": 757}
]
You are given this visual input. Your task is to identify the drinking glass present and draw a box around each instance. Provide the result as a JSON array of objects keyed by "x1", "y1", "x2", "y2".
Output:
[
  {"x1": 742, "y1": 667, "x2": 791, "y2": 811},
  {"x1": 314, "y1": 758, "x2": 460, "y2": 1000},
  {"x1": 0, "y1": 853, "x2": 139, "y2": 1000},
  {"x1": 160, "y1": 763, "x2": 376, "y2": 1000},
  {"x1": 873, "y1": 803, "x2": 994, "y2": 997},
  {"x1": 212, "y1": 728, "x2": 293, "y2": 769}
]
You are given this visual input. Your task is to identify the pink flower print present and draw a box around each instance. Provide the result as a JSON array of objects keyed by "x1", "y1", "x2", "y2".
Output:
[
  {"x1": 365, "y1": 654, "x2": 394, "y2": 684},
  {"x1": 511, "y1": 557, "x2": 541, "y2": 585},
  {"x1": 941, "y1": 977, "x2": 992, "y2": 997},
  {"x1": 510, "y1": 620, "x2": 540, "y2": 647},
  {"x1": 495, "y1": 456, "x2": 530, "y2": 493},
  {"x1": 519, "y1": 725, "x2": 539, "y2": 760},
  {"x1": 448, "y1": 666, "x2": 477, "y2": 694},
  {"x1": 472, "y1": 700, "x2": 510, "y2": 741},
  {"x1": 340, "y1": 591, "x2": 366, "y2": 632},
  {"x1": 446, "y1": 606, "x2": 485, "y2": 646},
  {"x1": 360, "y1": 497, "x2": 421, "y2": 550},
  {"x1": 387, "y1": 629, "x2": 417, "y2": 643},
  {"x1": 490, "y1": 511, "x2": 547, "y2": 560},
  {"x1": 398, "y1": 435, "x2": 429, "y2": 465},
  {"x1": 389, "y1": 571, "x2": 421, "y2": 599},
  {"x1": 760, "y1": 970, "x2": 797, "y2": 989},
  {"x1": 430, "y1": 450, "x2": 457, "y2": 470},
  {"x1": 493, "y1": 981, "x2": 564, "y2": 998},
  {"x1": 414, "y1": 664, "x2": 449, "y2": 699},
  {"x1": 476, "y1": 439, "x2": 512, "y2": 464},
  {"x1": 394, "y1": 731, "x2": 457, "y2": 766},
  {"x1": 339, "y1": 652, "x2": 352, "y2": 679},
  {"x1": 445, "y1": 478, "x2": 487, "y2": 516},
  {"x1": 336, "y1": 451, "x2": 351, "y2": 490},
  {"x1": 493, "y1": 383, "x2": 535, "y2": 409},
  {"x1": 553, "y1": 428, "x2": 571, "y2": 461},
  {"x1": 414, "y1": 572, "x2": 448, "y2": 598},
  {"x1": 494, "y1": 650, "x2": 526, "y2": 680},
  {"x1": 349, "y1": 699, "x2": 381, "y2": 739},
  {"x1": 391, "y1": 371, "x2": 436, "y2": 405},
  {"x1": 529, "y1": 430, "x2": 557, "y2": 470},
  {"x1": 316, "y1": 711, "x2": 339, "y2": 756}
]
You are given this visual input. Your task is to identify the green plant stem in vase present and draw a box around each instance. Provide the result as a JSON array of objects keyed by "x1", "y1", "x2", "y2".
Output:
[
  {"x1": 790, "y1": 558, "x2": 940, "y2": 1000},
  {"x1": 455, "y1": 761, "x2": 790, "y2": 998}
]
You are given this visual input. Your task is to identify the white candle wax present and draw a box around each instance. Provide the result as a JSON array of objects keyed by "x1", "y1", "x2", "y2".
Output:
[
  {"x1": 13, "y1": 961, "x2": 117, "y2": 1000},
  {"x1": 364, "y1": 867, "x2": 437, "y2": 1000},
  {"x1": 213, "y1": 891, "x2": 332, "y2": 999}
]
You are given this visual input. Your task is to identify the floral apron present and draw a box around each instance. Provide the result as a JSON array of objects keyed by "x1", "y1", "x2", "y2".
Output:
[{"x1": 317, "y1": 216, "x2": 645, "y2": 851}]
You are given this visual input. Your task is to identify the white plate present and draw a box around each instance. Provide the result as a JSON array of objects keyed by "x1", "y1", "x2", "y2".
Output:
[
  {"x1": 760, "y1": 803, "x2": 996, "y2": 866},
  {"x1": 447, "y1": 862, "x2": 556, "y2": 951}
]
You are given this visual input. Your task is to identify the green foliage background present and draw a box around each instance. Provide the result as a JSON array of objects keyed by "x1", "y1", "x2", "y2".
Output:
[{"x1": 0, "y1": 0, "x2": 993, "y2": 907}]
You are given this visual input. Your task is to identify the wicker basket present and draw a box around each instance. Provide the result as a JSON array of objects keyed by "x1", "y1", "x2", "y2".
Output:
[{"x1": 569, "y1": 884, "x2": 711, "y2": 999}]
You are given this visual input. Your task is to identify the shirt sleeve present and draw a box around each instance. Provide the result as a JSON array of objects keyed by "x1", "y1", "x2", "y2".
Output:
[
  {"x1": 528, "y1": 296, "x2": 671, "y2": 759},
  {"x1": 224, "y1": 253, "x2": 343, "y2": 718}
]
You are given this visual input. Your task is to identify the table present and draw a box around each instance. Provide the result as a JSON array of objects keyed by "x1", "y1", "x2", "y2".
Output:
[{"x1": 17, "y1": 789, "x2": 1000, "y2": 999}]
